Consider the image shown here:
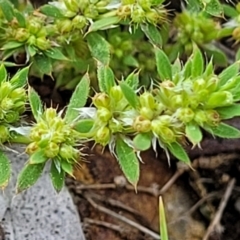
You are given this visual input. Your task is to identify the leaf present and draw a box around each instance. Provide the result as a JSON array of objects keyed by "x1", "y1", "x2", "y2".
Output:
[
  {"x1": 155, "y1": 48, "x2": 172, "y2": 81},
  {"x1": 0, "y1": 64, "x2": 7, "y2": 83},
  {"x1": 45, "y1": 48, "x2": 68, "y2": 61},
  {"x1": 141, "y1": 24, "x2": 162, "y2": 47},
  {"x1": 125, "y1": 71, "x2": 139, "y2": 90},
  {"x1": 167, "y1": 142, "x2": 190, "y2": 164},
  {"x1": 88, "y1": 16, "x2": 120, "y2": 32},
  {"x1": 61, "y1": 160, "x2": 74, "y2": 177},
  {"x1": 218, "y1": 62, "x2": 239, "y2": 88},
  {"x1": 1, "y1": 41, "x2": 24, "y2": 50},
  {"x1": 183, "y1": 57, "x2": 193, "y2": 79},
  {"x1": 0, "y1": 151, "x2": 11, "y2": 189},
  {"x1": 33, "y1": 54, "x2": 52, "y2": 76},
  {"x1": 40, "y1": 4, "x2": 64, "y2": 18},
  {"x1": 29, "y1": 150, "x2": 47, "y2": 164},
  {"x1": 133, "y1": 133, "x2": 152, "y2": 151},
  {"x1": 236, "y1": 48, "x2": 240, "y2": 62},
  {"x1": 217, "y1": 105, "x2": 240, "y2": 119},
  {"x1": 27, "y1": 45, "x2": 37, "y2": 57},
  {"x1": 204, "y1": 123, "x2": 240, "y2": 138},
  {"x1": 14, "y1": 10, "x2": 26, "y2": 27},
  {"x1": 159, "y1": 196, "x2": 169, "y2": 240},
  {"x1": 185, "y1": 123, "x2": 202, "y2": 146},
  {"x1": 28, "y1": 87, "x2": 43, "y2": 121},
  {"x1": 74, "y1": 119, "x2": 94, "y2": 133},
  {"x1": 191, "y1": 46, "x2": 204, "y2": 78},
  {"x1": 0, "y1": 0, "x2": 14, "y2": 21},
  {"x1": 86, "y1": 32, "x2": 110, "y2": 65},
  {"x1": 120, "y1": 82, "x2": 139, "y2": 109},
  {"x1": 222, "y1": 4, "x2": 239, "y2": 18},
  {"x1": 16, "y1": 162, "x2": 45, "y2": 193},
  {"x1": 204, "y1": 0, "x2": 223, "y2": 17},
  {"x1": 50, "y1": 160, "x2": 65, "y2": 193},
  {"x1": 11, "y1": 66, "x2": 29, "y2": 88},
  {"x1": 97, "y1": 63, "x2": 115, "y2": 93},
  {"x1": 64, "y1": 73, "x2": 90, "y2": 123},
  {"x1": 115, "y1": 137, "x2": 140, "y2": 188}
]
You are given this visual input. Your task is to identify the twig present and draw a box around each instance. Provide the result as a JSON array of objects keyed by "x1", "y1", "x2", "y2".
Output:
[
  {"x1": 203, "y1": 178, "x2": 236, "y2": 240},
  {"x1": 83, "y1": 193, "x2": 160, "y2": 239}
]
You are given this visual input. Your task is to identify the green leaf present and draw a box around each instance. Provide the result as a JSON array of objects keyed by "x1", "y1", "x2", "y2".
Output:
[
  {"x1": 159, "y1": 196, "x2": 169, "y2": 240},
  {"x1": 183, "y1": 57, "x2": 193, "y2": 79},
  {"x1": 185, "y1": 123, "x2": 202, "y2": 146},
  {"x1": 97, "y1": 63, "x2": 115, "y2": 93},
  {"x1": 141, "y1": 24, "x2": 162, "y2": 47},
  {"x1": 204, "y1": 0, "x2": 223, "y2": 17},
  {"x1": 61, "y1": 160, "x2": 74, "y2": 177},
  {"x1": 191, "y1": 47, "x2": 204, "y2": 78},
  {"x1": 115, "y1": 137, "x2": 140, "y2": 188},
  {"x1": 204, "y1": 123, "x2": 240, "y2": 138},
  {"x1": 1, "y1": 41, "x2": 24, "y2": 50},
  {"x1": 33, "y1": 54, "x2": 52, "y2": 76},
  {"x1": 88, "y1": 16, "x2": 120, "y2": 32},
  {"x1": 40, "y1": 4, "x2": 64, "y2": 18},
  {"x1": 50, "y1": 160, "x2": 65, "y2": 193},
  {"x1": 120, "y1": 82, "x2": 139, "y2": 109},
  {"x1": 28, "y1": 87, "x2": 43, "y2": 121},
  {"x1": 155, "y1": 48, "x2": 172, "y2": 81},
  {"x1": 236, "y1": 48, "x2": 240, "y2": 62},
  {"x1": 27, "y1": 45, "x2": 37, "y2": 57},
  {"x1": 16, "y1": 162, "x2": 45, "y2": 193},
  {"x1": 133, "y1": 133, "x2": 152, "y2": 151},
  {"x1": 0, "y1": 0, "x2": 14, "y2": 21},
  {"x1": 167, "y1": 142, "x2": 190, "y2": 164},
  {"x1": 14, "y1": 10, "x2": 26, "y2": 27},
  {"x1": 11, "y1": 66, "x2": 29, "y2": 88},
  {"x1": 45, "y1": 48, "x2": 68, "y2": 61},
  {"x1": 64, "y1": 73, "x2": 90, "y2": 123},
  {"x1": 86, "y1": 32, "x2": 110, "y2": 65},
  {"x1": 29, "y1": 150, "x2": 47, "y2": 164},
  {"x1": 0, "y1": 64, "x2": 7, "y2": 83},
  {"x1": 0, "y1": 151, "x2": 11, "y2": 189},
  {"x1": 217, "y1": 105, "x2": 240, "y2": 119},
  {"x1": 222, "y1": 4, "x2": 239, "y2": 18},
  {"x1": 125, "y1": 71, "x2": 139, "y2": 90},
  {"x1": 74, "y1": 119, "x2": 94, "y2": 133},
  {"x1": 218, "y1": 62, "x2": 239, "y2": 87}
]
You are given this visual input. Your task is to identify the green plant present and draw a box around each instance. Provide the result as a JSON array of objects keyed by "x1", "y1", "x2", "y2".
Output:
[{"x1": 0, "y1": 0, "x2": 239, "y2": 194}]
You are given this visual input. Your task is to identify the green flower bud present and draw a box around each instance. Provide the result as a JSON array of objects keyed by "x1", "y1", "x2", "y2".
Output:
[
  {"x1": 138, "y1": 0, "x2": 151, "y2": 11},
  {"x1": 25, "y1": 142, "x2": 38, "y2": 155},
  {"x1": 9, "y1": 88, "x2": 26, "y2": 100},
  {"x1": 122, "y1": 0, "x2": 135, "y2": 4},
  {"x1": 36, "y1": 37, "x2": 51, "y2": 50},
  {"x1": 139, "y1": 92, "x2": 155, "y2": 110},
  {"x1": 140, "y1": 107, "x2": 154, "y2": 120},
  {"x1": 131, "y1": 6, "x2": 145, "y2": 23},
  {"x1": 72, "y1": 15, "x2": 87, "y2": 30},
  {"x1": 117, "y1": 5, "x2": 131, "y2": 19},
  {"x1": 205, "y1": 110, "x2": 220, "y2": 126},
  {"x1": 232, "y1": 27, "x2": 240, "y2": 41},
  {"x1": 14, "y1": 28, "x2": 30, "y2": 42},
  {"x1": 110, "y1": 86, "x2": 123, "y2": 102},
  {"x1": 159, "y1": 127, "x2": 176, "y2": 143},
  {"x1": 27, "y1": 35, "x2": 36, "y2": 45},
  {"x1": 84, "y1": 5, "x2": 99, "y2": 19},
  {"x1": 44, "y1": 142, "x2": 60, "y2": 158},
  {"x1": 0, "y1": 82, "x2": 13, "y2": 99},
  {"x1": 145, "y1": 9, "x2": 162, "y2": 25},
  {"x1": 95, "y1": 126, "x2": 111, "y2": 146},
  {"x1": 59, "y1": 144, "x2": 78, "y2": 160},
  {"x1": 206, "y1": 76, "x2": 219, "y2": 92},
  {"x1": 133, "y1": 115, "x2": 152, "y2": 132},
  {"x1": 205, "y1": 91, "x2": 233, "y2": 108},
  {"x1": 109, "y1": 119, "x2": 122, "y2": 133},
  {"x1": 63, "y1": 0, "x2": 79, "y2": 12},
  {"x1": 57, "y1": 19, "x2": 73, "y2": 33},
  {"x1": 0, "y1": 125, "x2": 9, "y2": 143},
  {"x1": 177, "y1": 107, "x2": 195, "y2": 123},
  {"x1": 194, "y1": 110, "x2": 207, "y2": 125},
  {"x1": 28, "y1": 21, "x2": 42, "y2": 35},
  {"x1": 193, "y1": 78, "x2": 206, "y2": 92},
  {"x1": 92, "y1": 93, "x2": 110, "y2": 108},
  {"x1": 44, "y1": 108, "x2": 57, "y2": 121},
  {"x1": 5, "y1": 111, "x2": 19, "y2": 123},
  {"x1": 1, "y1": 98, "x2": 14, "y2": 111},
  {"x1": 36, "y1": 28, "x2": 47, "y2": 38},
  {"x1": 97, "y1": 107, "x2": 112, "y2": 122},
  {"x1": 170, "y1": 95, "x2": 183, "y2": 108}
]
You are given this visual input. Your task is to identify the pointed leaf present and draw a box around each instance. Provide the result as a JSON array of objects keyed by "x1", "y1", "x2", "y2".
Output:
[
  {"x1": 185, "y1": 123, "x2": 203, "y2": 146},
  {"x1": 133, "y1": 133, "x2": 152, "y2": 151},
  {"x1": 61, "y1": 160, "x2": 74, "y2": 177},
  {"x1": 97, "y1": 63, "x2": 115, "y2": 93},
  {"x1": 120, "y1": 82, "x2": 139, "y2": 109},
  {"x1": 86, "y1": 32, "x2": 110, "y2": 65},
  {"x1": 0, "y1": 64, "x2": 7, "y2": 83},
  {"x1": 159, "y1": 196, "x2": 169, "y2": 240},
  {"x1": 204, "y1": 123, "x2": 240, "y2": 138},
  {"x1": 0, "y1": 0, "x2": 14, "y2": 21},
  {"x1": 45, "y1": 48, "x2": 68, "y2": 61},
  {"x1": 218, "y1": 62, "x2": 239, "y2": 87},
  {"x1": 40, "y1": 4, "x2": 65, "y2": 18},
  {"x1": 0, "y1": 151, "x2": 11, "y2": 189},
  {"x1": 50, "y1": 161, "x2": 65, "y2": 193},
  {"x1": 204, "y1": 0, "x2": 223, "y2": 16},
  {"x1": 125, "y1": 71, "x2": 139, "y2": 90},
  {"x1": 191, "y1": 47, "x2": 204, "y2": 78},
  {"x1": 167, "y1": 142, "x2": 190, "y2": 164},
  {"x1": 115, "y1": 137, "x2": 140, "y2": 188},
  {"x1": 28, "y1": 87, "x2": 43, "y2": 121},
  {"x1": 217, "y1": 105, "x2": 240, "y2": 119},
  {"x1": 155, "y1": 48, "x2": 172, "y2": 81},
  {"x1": 74, "y1": 119, "x2": 94, "y2": 133},
  {"x1": 14, "y1": 10, "x2": 26, "y2": 27},
  {"x1": 64, "y1": 73, "x2": 90, "y2": 123},
  {"x1": 16, "y1": 162, "x2": 45, "y2": 193},
  {"x1": 33, "y1": 54, "x2": 52, "y2": 76},
  {"x1": 1, "y1": 41, "x2": 24, "y2": 50},
  {"x1": 29, "y1": 150, "x2": 47, "y2": 164},
  {"x1": 88, "y1": 16, "x2": 120, "y2": 32},
  {"x1": 141, "y1": 23, "x2": 162, "y2": 47},
  {"x1": 11, "y1": 66, "x2": 29, "y2": 88}
]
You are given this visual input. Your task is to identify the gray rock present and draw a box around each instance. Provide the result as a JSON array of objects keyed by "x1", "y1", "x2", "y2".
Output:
[{"x1": 0, "y1": 144, "x2": 86, "y2": 240}]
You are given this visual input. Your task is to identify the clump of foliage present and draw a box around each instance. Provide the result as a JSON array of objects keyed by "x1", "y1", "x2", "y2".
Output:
[{"x1": 0, "y1": 0, "x2": 239, "y2": 196}]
